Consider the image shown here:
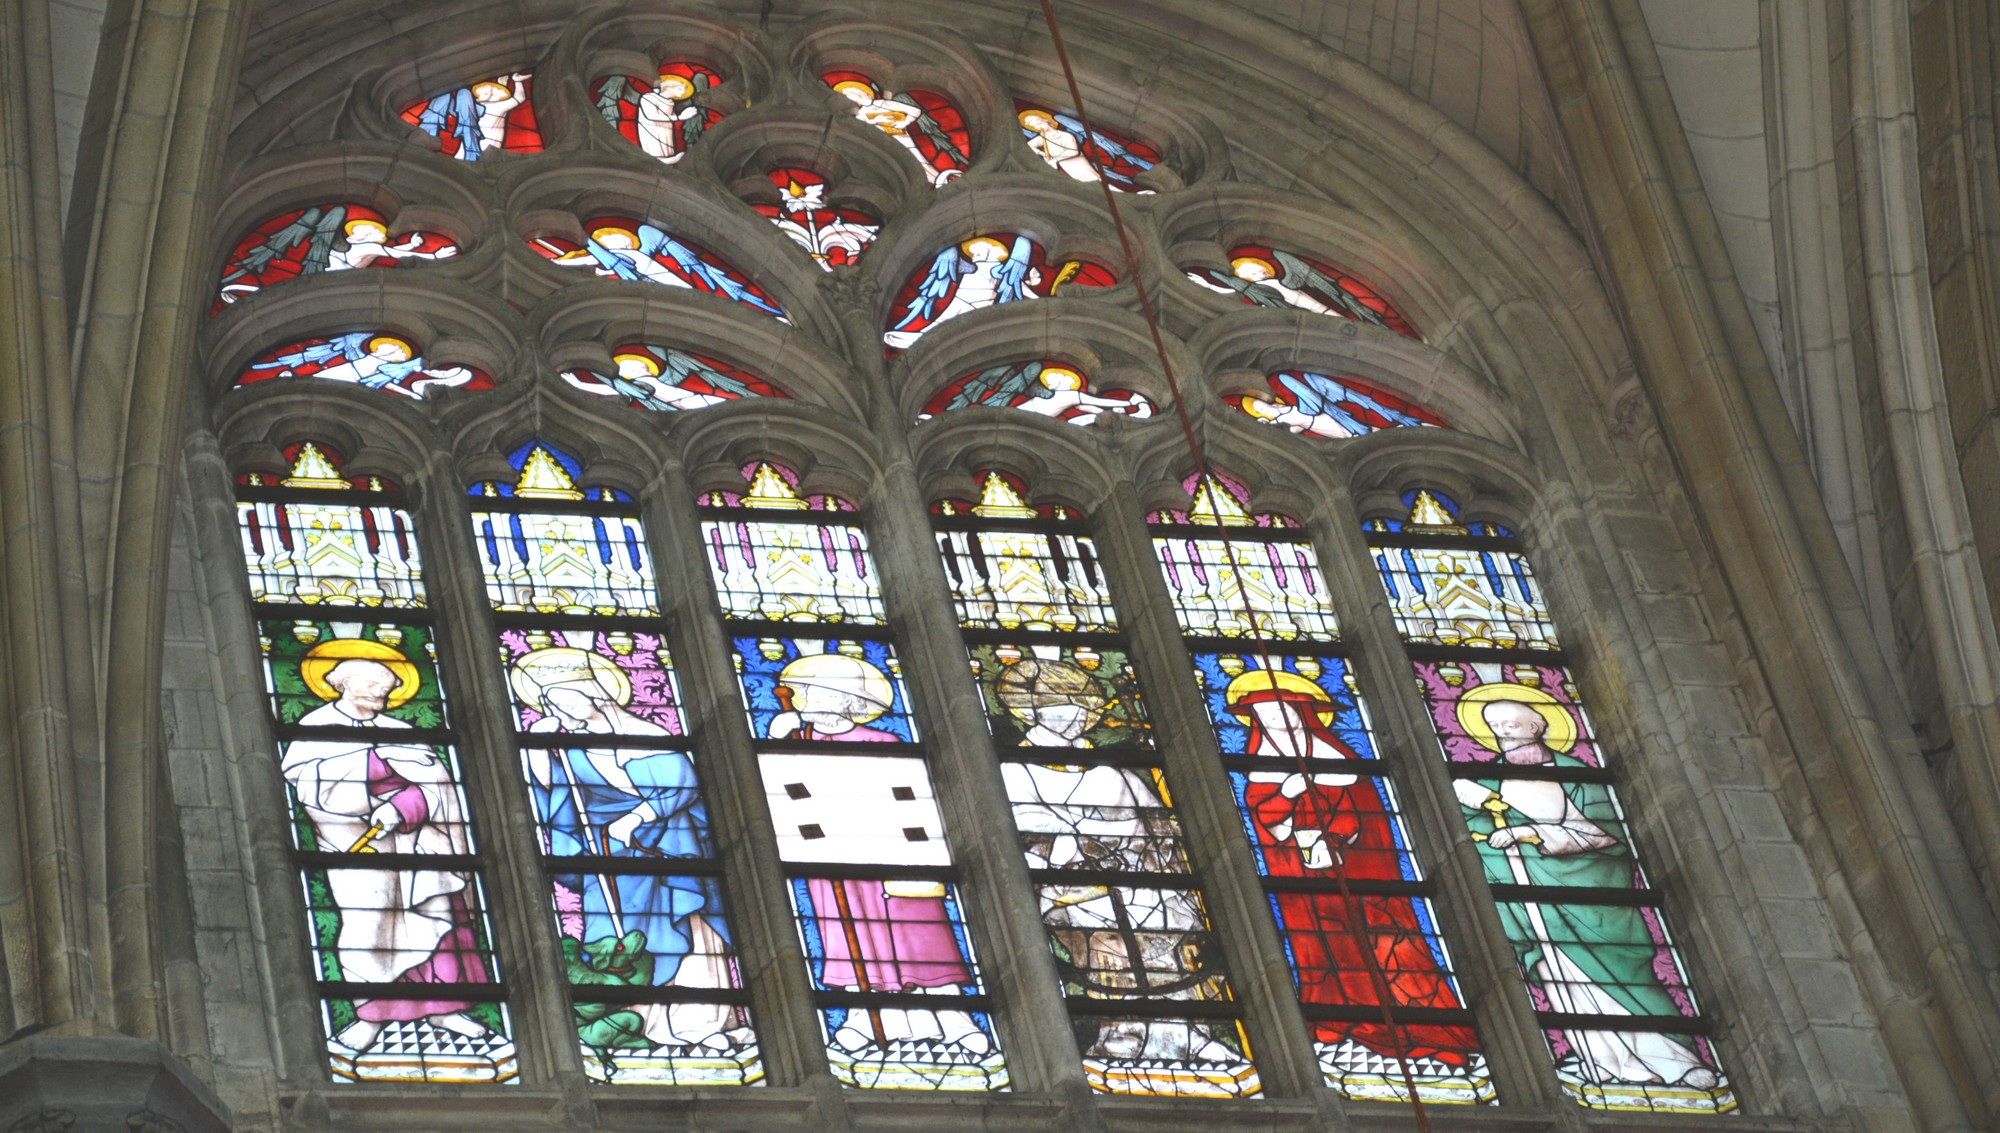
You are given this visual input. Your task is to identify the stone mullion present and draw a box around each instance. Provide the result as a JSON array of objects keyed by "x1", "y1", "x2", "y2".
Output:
[
  {"x1": 1088, "y1": 480, "x2": 1322, "y2": 1101},
  {"x1": 419, "y1": 459, "x2": 582, "y2": 1090},
  {"x1": 1299, "y1": 499, "x2": 1560, "y2": 1108},
  {"x1": 865, "y1": 452, "x2": 1092, "y2": 1100},
  {"x1": 639, "y1": 465, "x2": 829, "y2": 1091},
  {"x1": 175, "y1": 424, "x2": 325, "y2": 1079}
]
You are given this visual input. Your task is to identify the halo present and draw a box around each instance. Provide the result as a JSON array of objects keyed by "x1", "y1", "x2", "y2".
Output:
[
  {"x1": 364, "y1": 334, "x2": 412, "y2": 358},
  {"x1": 1038, "y1": 366, "x2": 1083, "y2": 390},
  {"x1": 960, "y1": 236, "x2": 1009, "y2": 257},
  {"x1": 509, "y1": 646, "x2": 633, "y2": 710},
  {"x1": 1238, "y1": 394, "x2": 1280, "y2": 420},
  {"x1": 589, "y1": 224, "x2": 639, "y2": 246},
  {"x1": 1453, "y1": 682, "x2": 1576, "y2": 754},
  {"x1": 612, "y1": 350, "x2": 663, "y2": 377},
  {"x1": 832, "y1": 79, "x2": 876, "y2": 99},
  {"x1": 1223, "y1": 669, "x2": 1334, "y2": 726},
  {"x1": 471, "y1": 81, "x2": 511, "y2": 101},
  {"x1": 1231, "y1": 255, "x2": 1277, "y2": 277},
  {"x1": 300, "y1": 638, "x2": 421, "y2": 709},
  {"x1": 777, "y1": 653, "x2": 894, "y2": 722},
  {"x1": 343, "y1": 217, "x2": 387, "y2": 237}
]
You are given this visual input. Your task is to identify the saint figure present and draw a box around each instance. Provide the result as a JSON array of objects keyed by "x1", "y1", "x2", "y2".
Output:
[
  {"x1": 767, "y1": 653, "x2": 903, "y2": 743},
  {"x1": 1225, "y1": 670, "x2": 1475, "y2": 1065},
  {"x1": 1452, "y1": 686, "x2": 1720, "y2": 1090},
  {"x1": 831, "y1": 76, "x2": 968, "y2": 187},
  {"x1": 513, "y1": 646, "x2": 741, "y2": 1052},
  {"x1": 280, "y1": 639, "x2": 490, "y2": 1055}
]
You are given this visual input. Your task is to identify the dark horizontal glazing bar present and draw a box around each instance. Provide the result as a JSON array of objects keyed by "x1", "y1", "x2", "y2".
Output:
[
  {"x1": 1485, "y1": 884, "x2": 1659, "y2": 905},
  {"x1": 1298, "y1": 1003, "x2": 1477, "y2": 1026},
  {"x1": 724, "y1": 619, "x2": 897, "y2": 642},
  {"x1": 813, "y1": 991, "x2": 993, "y2": 1011},
  {"x1": 1062, "y1": 999, "x2": 1242, "y2": 1020},
  {"x1": 1365, "y1": 531, "x2": 1526, "y2": 554},
  {"x1": 540, "y1": 854, "x2": 724, "y2": 875},
  {"x1": 570, "y1": 986, "x2": 754, "y2": 1006},
  {"x1": 297, "y1": 851, "x2": 482, "y2": 871},
  {"x1": 1026, "y1": 868, "x2": 1194, "y2": 888},
  {"x1": 319, "y1": 982, "x2": 508, "y2": 1001},
  {"x1": 471, "y1": 498, "x2": 643, "y2": 518},
  {"x1": 275, "y1": 723, "x2": 457, "y2": 744},
  {"x1": 1537, "y1": 1012, "x2": 1711, "y2": 1035},
  {"x1": 1443, "y1": 762, "x2": 1614, "y2": 785},
  {"x1": 1404, "y1": 643, "x2": 1564, "y2": 665},
  {"x1": 492, "y1": 610, "x2": 675, "y2": 634}
]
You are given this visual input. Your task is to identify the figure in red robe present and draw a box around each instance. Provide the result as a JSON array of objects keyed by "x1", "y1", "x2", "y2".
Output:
[{"x1": 1226, "y1": 670, "x2": 1479, "y2": 1066}]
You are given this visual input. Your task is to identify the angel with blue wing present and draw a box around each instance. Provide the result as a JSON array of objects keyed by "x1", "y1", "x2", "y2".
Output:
[
  {"x1": 417, "y1": 74, "x2": 528, "y2": 162},
  {"x1": 565, "y1": 348, "x2": 762, "y2": 412},
  {"x1": 553, "y1": 224, "x2": 786, "y2": 321},
  {"x1": 884, "y1": 235, "x2": 1039, "y2": 350},
  {"x1": 1019, "y1": 109, "x2": 1156, "y2": 192},
  {"x1": 244, "y1": 333, "x2": 473, "y2": 399},
  {"x1": 1240, "y1": 372, "x2": 1433, "y2": 439}
]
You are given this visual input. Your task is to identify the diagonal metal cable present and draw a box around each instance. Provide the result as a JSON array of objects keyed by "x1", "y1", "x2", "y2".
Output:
[{"x1": 1037, "y1": 0, "x2": 1438, "y2": 1122}]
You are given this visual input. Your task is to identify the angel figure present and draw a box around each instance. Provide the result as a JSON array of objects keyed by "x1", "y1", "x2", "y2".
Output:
[
  {"x1": 1016, "y1": 106, "x2": 1159, "y2": 192},
  {"x1": 1237, "y1": 371, "x2": 1444, "y2": 439},
  {"x1": 883, "y1": 235, "x2": 1042, "y2": 350},
  {"x1": 922, "y1": 361, "x2": 1154, "y2": 425},
  {"x1": 595, "y1": 63, "x2": 722, "y2": 165},
  {"x1": 540, "y1": 223, "x2": 788, "y2": 321},
  {"x1": 214, "y1": 205, "x2": 457, "y2": 309},
  {"x1": 753, "y1": 168, "x2": 880, "y2": 270},
  {"x1": 827, "y1": 73, "x2": 970, "y2": 188},
  {"x1": 408, "y1": 73, "x2": 536, "y2": 161},
  {"x1": 1189, "y1": 246, "x2": 1416, "y2": 337},
  {"x1": 238, "y1": 333, "x2": 483, "y2": 399},
  {"x1": 563, "y1": 346, "x2": 779, "y2": 413}
]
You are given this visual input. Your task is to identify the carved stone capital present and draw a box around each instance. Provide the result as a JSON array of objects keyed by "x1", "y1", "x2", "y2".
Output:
[{"x1": 0, "y1": 1038, "x2": 227, "y2": 1133}]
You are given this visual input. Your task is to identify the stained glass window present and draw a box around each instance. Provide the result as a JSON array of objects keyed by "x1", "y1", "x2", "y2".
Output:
[
  {"x1": 532, "y1": 218, "x2": 788, "y2": 322},
  {"x1": 214, "y1": 204, "x2": 456, "y2": 313},
  {"x1": 401, "y1": 72, "x2": 543, "y2": 161},
  {"x1": 1367, "y1": 491, "x2": 1558, "y2": 651},
  {"x1": 234, "y1": 442, "x2": 516, "y2": 1083},
  {"x1": 917, "y1": 361, "x2": 1154, "y2": 426},
  {"x1": 592, "y1": 61, "x2": 726, "y2": 165},
  {"x1": 1235, "y1": 372, "x2": 1447, "y2": 439},
  {"x1": 884, "y1": 235, "x2": 1115, "y2": 353},
  {"x1": 935, "y1": 472, "x2": 1259, "y2": 1098},
  {"x1": 1368, "y1": 490, "x2": 1734, "y2": 1112},
  {"x1": 560, "y1": 343, "x2": 785, "y2": 413},
  {"x1": 825, "y1": 71, "x2": 970, "y2": 188},
  {"x1": 471, "y1": 442, "x2": 762, "y2": 1084},
  {"x1": 1149, "y1": 474, "x2": 1339, "y2": 641},
  {"x1": 1014, "y1": 103, "x2": 1161, "y2": 192},
  {"x1": 1153, "y1": 474, "x2": 1494, "y2": 1104},
  {"x1": 1187, "y1": 244, "x2": 1417, "y2": 338},
  {"x1": 752, "y1": 168, "x2": 882, "y2": 271},
  {"x1": 234, "y1": 333, "x2": 494, "y2": 399},
  {"x1": 703, "y1": 463, "x2": 1008, "y2": 1089}
]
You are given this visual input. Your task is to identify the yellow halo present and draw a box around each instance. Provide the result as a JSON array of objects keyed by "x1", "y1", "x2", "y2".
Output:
[
  {"x1": 832, "y1": 79, "x2": 877, "y2": 99},
  {"x1": 589, "y1": 224, "x2": 640, "y2": 247},
  {"x1": 472, "y1": 81, "x2": 512, "y2": 101},
  {"x1": 1231, "y1": 255, "x2": 1277, "y2": 277},
  {"x1": 509, "y1": 646, "x2": 633, "y2": 711},
  {"x1": 343, "y1": 217, "x2": 387, "y2": 238},
  {"x1": 300, "y1": 638, "x2": 421, "y2": 709},
  {"x1": 777, "y1": 652, "x2": 894, "y2": 723},
  {"x1": 1223, "y1": 669, "x2": 1334, "y2": 726},
  {"x1": 612, "y1": 350, "x2": 663, "y2": 377},
  {"x1": 364, "y1": 334, "x2": 413, "y2": 358},
  {"x1": 1453, "y1": 682, "x2": 1576, "y2": 755},
  {"x1": 1238, "y1": 394, "x2": 1281, "y2": 420},
  {"x1": 1038, "y1": 366, "x2": 1084, "y2": 391},
  {"x1": 960, "y1": 236, "x2": 1009, "y2": 258}
]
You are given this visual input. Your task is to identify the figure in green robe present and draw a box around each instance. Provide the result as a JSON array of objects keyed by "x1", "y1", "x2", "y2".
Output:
[{"x1": 1452, "y1": 688, "x2": 1719, "y2": 1091}]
